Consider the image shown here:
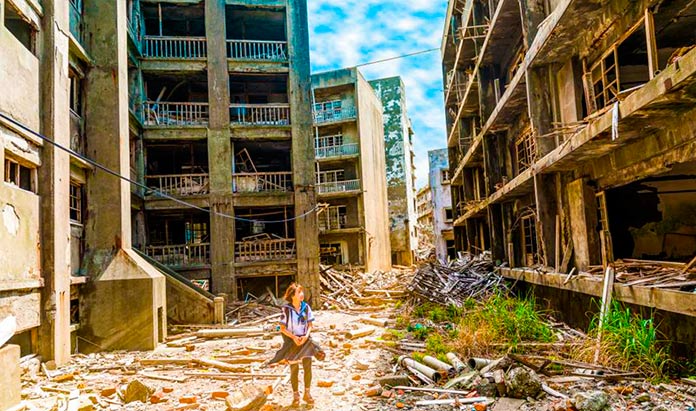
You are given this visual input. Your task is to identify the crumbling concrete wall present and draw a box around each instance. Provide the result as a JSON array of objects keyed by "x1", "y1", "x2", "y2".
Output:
[
  {"x1": 428, "y1": 149, "x2": 453, "y2": 262},
  {"x1": 0, "y1": 344, "x2": 21, "y2": 411},
  {"x1": 357, "y1": 72, "x2": 391, "y2": 272},
  {"x1": 370, "y1": 77, "x2": 418, "y2": 266}
]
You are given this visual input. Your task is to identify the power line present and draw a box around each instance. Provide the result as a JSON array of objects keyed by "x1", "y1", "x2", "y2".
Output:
[
  {"x1": 354, "y1": 47, "x2": 439, "y2": 68},
  {"x1": 0, "y1": 112, "x2": 319, "y2": 224}
]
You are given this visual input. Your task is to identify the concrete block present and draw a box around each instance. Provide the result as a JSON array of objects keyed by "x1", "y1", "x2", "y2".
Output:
[{"x1": 0, "y1": 344, "x2": 21, "y2": 411}]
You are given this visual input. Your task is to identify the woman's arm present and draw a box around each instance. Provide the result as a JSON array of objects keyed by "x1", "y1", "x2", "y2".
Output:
[
  {"x1": 299, "y1": 321, "x2": 312, "y2": 344},
  {"x1": 280, "y1": 324, "x2": 302, "y2": 345}
]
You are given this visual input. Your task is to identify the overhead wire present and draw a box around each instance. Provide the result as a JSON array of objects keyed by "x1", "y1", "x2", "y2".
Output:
[
  {"x1": 354, "y1": 47, "x2": 439, "y2": 67},
  {"x1": 0, "y1": 111, "x2": 319, "y2": 224}
]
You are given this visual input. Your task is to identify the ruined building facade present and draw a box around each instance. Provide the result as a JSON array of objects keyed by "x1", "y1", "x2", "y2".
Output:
[
  {"x1": 428, "y1": 149, "x2": 455, "y2": 262},
  {"x1": 311, "y1": 68, "x2": 391, "y2": 272},
  {"x1": 0, "y1": 0, "x2": 316, "y2": 371},
  {"x1": 370, "y1": 77, "x2": 418, "y2": 266},
  {"x1": 128, "y1": 0, "x2": 319, "y2": 301},
  {"x1": 442, "y1": 0, "x2": 696, "y2": 323}
]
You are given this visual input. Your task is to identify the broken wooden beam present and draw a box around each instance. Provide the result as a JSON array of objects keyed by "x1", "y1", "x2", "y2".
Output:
[{"x1": 344, "y1": 327, "x2": 375, "y2": 339}]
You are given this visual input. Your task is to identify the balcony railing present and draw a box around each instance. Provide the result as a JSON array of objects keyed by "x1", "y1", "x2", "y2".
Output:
[
  {"x1": 232, "y1": 172, "x2": 293, "y2": 193},
  {"x1": 146, "y1": 174, "x2": 210, "y2": 197},
  {"x1": 142, "y1": 102, "x2": 209, "y2": 126},
  {"x1": 313, "y1": 106, "x2": 356, "y2": 124},
  {"x1": 227, "y1": 40, "x2": 288, "y2": 61},
  {"x1": 235, "y1": 239, "x2": 296, "y2": 262},
  {"x1": 145, "y1": 243, "x2": 210, "y2": 268},
  {"x1": 317, "y1": 179, "x2": 361, "y2": 194},
  {"x1": 315, "y1": 143, "x2": 359, "y2": 159},
  {"x1": 230, "y1": 104, "x2": 290, "y2": 126},
  {"x1": 319, "y1": 214, "x2": 347, "y2": 231},
  {"x1": 143, "y1": 36, "x2": 207, "y2": 59}
]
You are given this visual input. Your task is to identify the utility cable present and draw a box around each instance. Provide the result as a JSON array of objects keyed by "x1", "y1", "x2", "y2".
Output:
[
  {"x1": 0, "y1": 111, "x2": 319, "y2": 224},
  {"x1": 354, "y1": 47, "x2": 439, "y2": 67}
]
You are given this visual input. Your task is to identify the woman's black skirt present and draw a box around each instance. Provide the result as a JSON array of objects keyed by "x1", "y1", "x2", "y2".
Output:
[{"x1": 269, "y1": 334, "x2": 322, "y2": 364}]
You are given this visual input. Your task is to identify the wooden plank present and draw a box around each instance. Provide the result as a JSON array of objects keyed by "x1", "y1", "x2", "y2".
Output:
[
  {"x1": 644, "y1": 9, "x2": 658, "y2": 80},
  {"x1": 596, "y1": 266, "x2": 614, "y2": 364}
]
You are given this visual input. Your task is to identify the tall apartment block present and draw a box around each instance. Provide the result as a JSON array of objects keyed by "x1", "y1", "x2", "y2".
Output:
[
  {"x1": 129, "y1": 0, "x2": 319, "y2": 301},
  {"x1": 442, "y1": 0, "x2": 696, "y2": 324},
  {"x1": 370, "y1": 77, "x2": 418, "y2": 266},
  {"x1": 427, "y1": 149, "x2": 455, "y2": 262},
  {"x1": 311, "y1": 68, "x2": 391, "y2": 272}
]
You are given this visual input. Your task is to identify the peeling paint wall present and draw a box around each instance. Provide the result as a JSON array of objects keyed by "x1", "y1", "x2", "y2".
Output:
[
  {"x1": 428, "y1": 149, "x2": 453, "y2": 262},
  {"x1": 369, "y1": 77, "x2": 418, "y2": 265}
]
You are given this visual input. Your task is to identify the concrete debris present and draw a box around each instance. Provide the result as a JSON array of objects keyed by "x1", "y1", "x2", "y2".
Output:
[
  {"x1": 504, "y1": 367, "x2": 542, "y2": 399},
  {"x1": 320, "y1": 264, "x2": 410, "y2": 310},
  {"x1": 572, "y1": 390, "x2": 610, "y2": 411},
  {"x1": 121, "y1": 379, "x2": 153, "y2": 403},
  {"x1": 374, "y1": 374, "x2": 411, "y2": 388},
  {"x1": 225, "y1": 384, "x2": 267, "y2": 411}
]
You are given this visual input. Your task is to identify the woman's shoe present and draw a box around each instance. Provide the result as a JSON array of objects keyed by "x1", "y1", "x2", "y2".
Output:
[
  {"x1": 303, "y1": 390, "x2": 315, "y2": 405},
  {"x1": 291, "y1": 392, "x2": 300, "y2": 408}
]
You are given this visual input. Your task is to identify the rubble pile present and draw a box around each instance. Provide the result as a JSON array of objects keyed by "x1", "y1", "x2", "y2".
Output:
[
  {"x1": 583, "y1": 258, "x2": 696, "y2": 291},
  {"x1": 320, "y1": 265, "x2": 411, "y2": 310},
  {"x1": 407, "y1": 252, "x2": 507, "y2": 306}
]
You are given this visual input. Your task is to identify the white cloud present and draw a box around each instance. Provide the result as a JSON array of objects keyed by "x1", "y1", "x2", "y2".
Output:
[{"x1": 309, "y1": 0, "x2": 448, "y2": 188}]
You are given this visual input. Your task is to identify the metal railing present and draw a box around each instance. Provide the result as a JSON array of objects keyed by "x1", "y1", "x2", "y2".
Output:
[
  {"x1": 143, "y1": 36, "x2": 207, "y2": 59},
  {"x1": 145, "y1": 243, "x2": 210, "y2": 267},
  {"x1": 230, "y1": 104, "x2": 290, "y2": 126},
  {"x1": 142, "y1": 102, "x2": 209, "y2": 126},
  {"x1": 315, "y1": 143, "x2": 359, "y2": 159},
  {"x1": 235, "y1": 239, "x2": 296, "y2": 262},
  {"x1": 227, "y1": 40, "x2": 288, "y2": 61},
  {"x1": 146, "y1": 174, "x2": 210, "y2": 197},
  {"x1": 232, "y1": 172, "x2": 293, "y2": 193},
  {"x1": 317, "y1": 179, "x2": 361, "y2": 194},
  {"x1": 313, "y1": 106, "x2": 356, "y2": 124}
]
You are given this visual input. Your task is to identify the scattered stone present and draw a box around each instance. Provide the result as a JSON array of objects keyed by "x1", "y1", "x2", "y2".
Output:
[
  {"x1": 612, "y1": 386, "x2": 634, "y2": 395},
  {"x1": 100, "y1": 387, "x2": 116, "y2": 397},
  {"x1": 355, "y1": 360, "x2": 370, "y2": 370},
  {"x1": 185, "y1": 345, "x2": 196, "y2": 352},
  {"x1": 474, "y1": 403, "x2": 487, "y2": 411},
  {"x1": 375, "y1": 374, "x2": 411, "y2": 388},
  {"x1": 317, "y1": 380, "x2": 334, "y2": 388},
  {"x1": 365, "y1": 386, "x2": 382, "y2": 397},
  {"x1": 226, "y1": 384, "x2": 268, "y2": 411},
  {"x1": 635, "y1": 392, "x2": 651, "y2": 403},
  {"x1": 573, "y1": 390, "x2": 610, "y2": 411},
  {"x1": 162, "y1": 387, "x2": 174, "y2": 393},
  {"x1": 381, "y1": 390, "x2": 394, "y2": 399},
  {"x1": 212, "y1": 391, "x2": 230, "y2": 400},
  {"x1": 396, "y1": 402, "x2": 405, "y2": 408},
  {"x1": 150, "y1": 392, "x2": 167, "y2": 404},
  {"x1": 352, "y1": 374, "x2": 361, "y2": 381},
  {"x1": 122, "y1": 379, "x2": 153, "y2": 404},
  {"x1": 75, "y1": 396, "x2": 94, "y2": 411},
  {"x1": 331, "y1": 386, "x2": 346, "y2": 396},
  {"x1": 505, "y1": 367, "x2": 542, "y2": 399},
  {"x1": 474, "y1": 376, "x2": 498, "y2": 398},
  {"x1": 651, "y1": 406, "x2": 669, "y2": 411},
  {"x1": 493, "y1": 369, "x2": 507, "y2": 397}
]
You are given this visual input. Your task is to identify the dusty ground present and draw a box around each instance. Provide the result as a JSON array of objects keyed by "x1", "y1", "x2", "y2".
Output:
[{"x1": 18, "y1": 307, "x2": 696, "y2": 411}]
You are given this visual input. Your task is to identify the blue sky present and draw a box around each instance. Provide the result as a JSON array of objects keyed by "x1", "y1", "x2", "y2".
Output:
[{"x1": 307, "y1": 1, "x2": 448, "y2": 188}]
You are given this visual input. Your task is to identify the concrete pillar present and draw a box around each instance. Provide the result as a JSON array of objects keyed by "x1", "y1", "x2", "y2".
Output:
[
  {"x1": 38, "y1": 0, "x2": 72, "y2": 365},
  {"x1": 526, "y1": 66, "x2": 556, "y2": 156},
  {"x1": 517, "y1": 0, "x2": 545, "y2": 49},
  {"x1": 205, "y1": 0, "x2": 235, "y2": 296},
  {"x1": 567, "y1": 178, "x2": 601, "y2": 270},
  {"x1": 534, "y1": 174, "x2": 559, "y2": 268},
  {"x1": 287, "y1": 0, "x2": 320, "y2": 305}
]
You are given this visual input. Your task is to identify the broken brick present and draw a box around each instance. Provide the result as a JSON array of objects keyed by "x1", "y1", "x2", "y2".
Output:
[
  {"x1": 163, "y1": 387, "x2": 174, "y2": 393},
  {"x1": 474, "y1": 403, "x2": 487, "y2": 411},
  {"x1": 150, "y1": 392, "x2": 167, "y2": 404},
  {"x1": 179, "y1": 395, "x2": 197, "y2": 404},
  {"x1": 211, "y1": 391, "x2": 229, "y2": 400},
  {"x1": 100, "y1": 387, "x2": 116, "y2": 397},
  {"x1": 317, "y1": 380, "x2": 334, "y2": 388}
]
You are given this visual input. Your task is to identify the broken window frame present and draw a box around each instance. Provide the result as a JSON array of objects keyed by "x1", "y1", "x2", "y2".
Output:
[
  {"x1": 3, "y1": 0, "x2": 37, "y2": 54},
  {"x1": 520, "y1": 212, "x2": 540, "y2": 266},
  {"x1": 441, "y1": 169, "x2": 451, "y2": 183},
  {"x1": 320, "y1": 242, "x2": 344, "y2": 265},
  {"x1": 319, "y1": 205, "x2": 347, "y2": 231},
  {"x1": 4, "y1": 156, "x2": 35, "y2": 193},
  {"x1": 596, "y1": 191, "x2": 615, "y2": 265},
  {"x1": 514, "y1": 127, "x2": 537, "y2": 175},
  {"x1": 69, "y1": 181, "x2": 84, "y2": 224}
]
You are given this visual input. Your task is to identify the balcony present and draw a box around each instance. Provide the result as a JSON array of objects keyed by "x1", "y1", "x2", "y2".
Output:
[
  {"x1": 319, "y1": 211, "x2": 347, "y2": 232},
  {"x1": 317, "y1": 179, "x2": 361, "y2": 195},
  {"x1": 142, "y1": 36, "x2": 207, "y2": 59},
  {"x1": 230, "y1": 104, "x2": 290, "y2": 126},
  {"x1": 146, "y1": 174, "x2": 210, "y2": 197},
  {"x1": 227, "y1": 40, "x2": 287, "y2": 62},
  {"x1": 232, "y1": 172, "x2": 292, "y2": 193},
  {"x1": 145, "y1": 243, "x2": 210, "y2": 268},
  {"x1": 313, "y1": 105, "x2": 356, "y2": 125},
  {"x1": 315, "y1": 143, "x2": 359, "y2": 159},
  {"x1": 142, "y1": 102, "x2": 209, "y2": 126},
  {"x1": 235, "y1": 238, "x2": 296, "y2": 263}
]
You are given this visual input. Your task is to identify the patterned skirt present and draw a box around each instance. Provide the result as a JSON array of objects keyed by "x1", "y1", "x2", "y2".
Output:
[{"x1": 269, "y1": 334, "x2": 323, "y2": 364}]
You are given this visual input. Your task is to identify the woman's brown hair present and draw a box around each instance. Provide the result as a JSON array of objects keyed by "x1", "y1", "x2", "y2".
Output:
[{"x1": 283, "y1": 282, "x2": 303, "y2": 303}]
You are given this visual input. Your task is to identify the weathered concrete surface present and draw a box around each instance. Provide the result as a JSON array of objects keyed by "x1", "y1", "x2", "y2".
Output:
[
  {"x1": 370, "y1": 77, "x2": 418, "y2": 266},
  {"x1": 428, "y1": 149, "x2": 453, "y2": 262},
  {"x1": 79, "y1": 249, "x2": 166, "y2": 352},
  {"x1": 0, "y1": 344, "x2": 21, "y2": 411}
]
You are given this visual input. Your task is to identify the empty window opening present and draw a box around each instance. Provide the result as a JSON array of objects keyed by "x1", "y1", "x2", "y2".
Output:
[
  {"x1": 4, "y1": 0, "x2": 36, "y2": 53},
  {"x1": 520, "y1": 213, "x2": 540, "y2": 266},
  {"x1": 230, "y1": 73, "x2": 288, "y2": 105},
  {"x1": 69, "y1": 182, "x2": 84, "y2": 223},
  {"x1": 514, "y1": 128, "x2": 537, "y2": 175},
  {"x1": 237, "y1": 274, "x2": 294, "y2": 302},
  {"x1": 142, "y1": 3, "x2": 205, "y2": 37},
  {"x1": 586, "y1": 22, "x2": 650, "y2": 112},
  {"x1": 446, "y1": 239, "x2": 457, "y2": 260},
  {"x1": 145, "y1": 212, "x2": 211, "y2": 268},
  {"x1": 234, "y1": 207, "x2": 296, "y2": 263},
  {"x1": 142, "y1": 74, "x2": 209, "y2": 126},
  {"x1": 319, "y1": 205, "x2": 347, "y2": 231},
  {"x1": 445, "y1": 208, "x2": 454, "y2": 222},
  {"x1": 232, "y1": 142, "x2": 292, "y2": 193},
  {"x1": 320, "y1": 242, "x2": 344, "y2": 265},
  {"x1": 441, "y1": 169, "x2": 451, "y2": 183},
  {"x1": 225, "y1": 6, "x2": 286, "y2": 41},
  {"x1": 4, "y1": 157, "x2": 34, "y2": 192},
  {"x1": 605, "y1": 166, "x2": 696, "y2": 263},
  {"x1": 653, "y1": 0, "x2": 696, "y2": 70},
  {"x1": 145, "y1": 142, "x2": 209, "y2": 196}
]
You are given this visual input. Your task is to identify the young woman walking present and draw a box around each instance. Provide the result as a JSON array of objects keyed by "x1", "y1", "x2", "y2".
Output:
[{"x1": 268, "y1": 283, "x2": 324, "y2": 407}]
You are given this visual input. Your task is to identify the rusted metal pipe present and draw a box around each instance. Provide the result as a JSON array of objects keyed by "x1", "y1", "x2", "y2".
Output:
[
  {"x1": 446, "y1": 352, "x2": 467, "y2": 373},
  {"x1": 423, "y1": 355, "x2": 455, "y2": 377},
  {"x1": 399, "y1": 356, "x2": 443, "y2": 383},
  {"x1": 468, "y1": 357, "x2": 493, "y2": 370}
]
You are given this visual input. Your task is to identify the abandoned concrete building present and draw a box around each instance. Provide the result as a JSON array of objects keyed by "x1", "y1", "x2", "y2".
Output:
[
  {"x1": 442, "y1": 0, "x2": 696, "y2": 347},
  {"x1": 0, "y1": 0, "x2": 318, "y2": 373},
  {"x1": 129, "y1": 0, "x2": 319, "y2": 301},
  {"x1": 311, "y1": 68, "x2": 391, "y2": 272},
  {"x1": 370, "y1": 77, "x2": 419, "y2": 266},
  {"x1": 428, "y1": 149, "x2": 455, "y2": 262},
  {"x1": 416, "y1": 185, "x2": 434, "y2": 248}
]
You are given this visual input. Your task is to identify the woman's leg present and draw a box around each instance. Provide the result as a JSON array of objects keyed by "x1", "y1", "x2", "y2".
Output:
[
  {"x1": 290, "y1": 362, "x2": 300, "y2": 393},
  {"x1": 302, "y1": 357, "x2": 314, "y2": 404}
]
